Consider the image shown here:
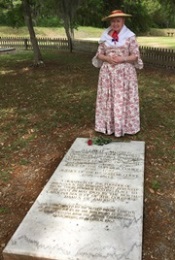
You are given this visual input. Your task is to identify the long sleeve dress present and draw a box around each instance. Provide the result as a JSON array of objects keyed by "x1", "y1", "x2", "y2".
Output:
[{"x1": 93, "y1": 31, "x2": 143, "y2": 138}]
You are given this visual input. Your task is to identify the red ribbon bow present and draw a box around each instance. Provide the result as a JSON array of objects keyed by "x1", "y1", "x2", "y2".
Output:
[{"x1": 112, "y1": 31, "x2": 119, "y2": 43}]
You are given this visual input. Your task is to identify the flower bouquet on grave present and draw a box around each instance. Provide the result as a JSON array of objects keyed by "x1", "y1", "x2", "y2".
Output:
[{"x1": 87, "y1": 136, "x2": 113, "y2": 146}]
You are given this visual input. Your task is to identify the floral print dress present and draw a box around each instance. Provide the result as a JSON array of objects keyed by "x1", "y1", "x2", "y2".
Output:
[{"x1": 93, "y1": 36, "x2": 143, "y2": 137}]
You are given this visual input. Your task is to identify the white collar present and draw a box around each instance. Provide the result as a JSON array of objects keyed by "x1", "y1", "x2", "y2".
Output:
[{"x1": 99, "y1": 25, "x2": 135, "y2": 47}]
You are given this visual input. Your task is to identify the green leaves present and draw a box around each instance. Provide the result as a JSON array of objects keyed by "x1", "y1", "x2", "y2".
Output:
[{"x1": 88, "y1": 136, "x2": 113, "y2": 146}]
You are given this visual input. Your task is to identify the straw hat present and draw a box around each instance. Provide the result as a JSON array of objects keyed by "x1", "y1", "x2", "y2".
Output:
[{"x1": 102, "y1": 10, "x2": 132, "y2": 21}]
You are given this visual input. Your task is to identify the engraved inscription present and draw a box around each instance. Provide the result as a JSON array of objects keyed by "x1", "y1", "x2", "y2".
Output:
[
  {"x1": 38, "y1": 203, "x2": 135, "y2": 222},
  {"x1": 48, "y1": 181, "x2": 140, "y2": 202},
  {"x1": 59, "y1": 149, "x2": 143, "y2": 180},
  {"x1": 59, "y1": 166, "x2": 140, "y2": 179},
  {"x1": 64, "y1": 149, "x2": 144, "y2": 168}
]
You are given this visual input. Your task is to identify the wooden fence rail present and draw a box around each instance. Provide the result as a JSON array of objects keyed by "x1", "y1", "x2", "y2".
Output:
[
  {"x1": 139, "y1": 46, "x2": 175, "y2": 69},
  {"x1": 1, "y1": 37, "x2": 175, "y2": 69},
  {"x1": 0, "y1": 37, "x2": 69, "y2": 50}
]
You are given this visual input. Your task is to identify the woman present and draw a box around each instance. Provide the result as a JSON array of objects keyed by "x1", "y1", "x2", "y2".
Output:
[{"x1": 92, "y1": 10, "x2": 143, "y2": 137}]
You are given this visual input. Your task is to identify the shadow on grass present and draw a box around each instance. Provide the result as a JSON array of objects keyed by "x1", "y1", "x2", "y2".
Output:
[{"x1": 0, "y1": 50, "x2": 175, "y2": 183}]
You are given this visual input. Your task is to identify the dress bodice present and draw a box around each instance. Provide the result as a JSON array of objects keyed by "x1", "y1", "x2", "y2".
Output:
[{"x1": 92, "y1": 36, "x2": 143, "y2": 70}]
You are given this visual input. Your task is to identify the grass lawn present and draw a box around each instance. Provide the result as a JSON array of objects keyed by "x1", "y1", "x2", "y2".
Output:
[
  {"x1": 0, "y1": 50, "x2": 175, "y2": 260},
  {"x1": 1, "y1": 26, "x2": 175, "y2": 49},
  {"x1": 0, "y1": 26, "x2": 103, "y2": 38},
  {"x1": 137, "y1": 36, "x2": 175, "y2": 49}
]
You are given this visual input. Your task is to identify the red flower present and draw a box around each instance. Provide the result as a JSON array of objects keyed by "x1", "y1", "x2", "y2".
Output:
[{"x1": 87, "y1": 139, "x2": 93, "y2": 145}]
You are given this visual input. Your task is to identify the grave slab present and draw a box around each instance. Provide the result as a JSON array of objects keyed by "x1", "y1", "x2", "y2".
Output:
[{"x1": 3, "y1": 138, "x2": 145, "y2": 260}]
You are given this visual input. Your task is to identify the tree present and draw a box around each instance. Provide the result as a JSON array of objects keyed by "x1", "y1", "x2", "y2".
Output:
[
  {"x1": 77, "y1": 0, "x2": 151, "y2": 33},
  {"x1": 38, "y1": 0, "x2": 81, "y2": 52},
  {"x1": 56, "y1": 0, "x2": 81, "y2": 52},
  {"x1": 77, "y1": 0, "x2": 103, "y2": 27},
  {"x1": 142, "y1": 0, "x2": 175, "y2": 28},
  {"x1": 157, "y1": 0, "x2": 175, "y2": 27},
  {"x1": 0, "y1": 0, "x2": 24, "y2": 26},
  {"x1": 0, "y1": 0, "x2": 44, "y2": 64},
  {"x1": 122, "y1": 0, "x2": 151, "y2": 34},
  {"x1": 22, "y1": 0, "x2": 43, "y2": 65}
]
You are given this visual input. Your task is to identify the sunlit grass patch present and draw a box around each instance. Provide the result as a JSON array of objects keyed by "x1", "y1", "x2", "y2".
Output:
[
  {"x1": 0, "y1": 206, "x2": 9, "y2": 214},
  {"x1": 0, "y1": 170, "x2": 11, "y2": 182},
  {"x1": 151, "y1": 180, "x2": 161, "y2": 191},
  {"x1": 19, "y1": 158, "x2": 30, "y2": 165},
  {"x1": 137, "y1": 36, "x2": 175, "y2": 49}
]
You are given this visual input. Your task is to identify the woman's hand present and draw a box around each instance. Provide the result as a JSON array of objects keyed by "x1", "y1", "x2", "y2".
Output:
[
  {"x1": 97, "y1": 53, "x2": 128, "y2": 65},
  {"x1": 106, "y1": 56, "x2": 124, "y2": 64}
]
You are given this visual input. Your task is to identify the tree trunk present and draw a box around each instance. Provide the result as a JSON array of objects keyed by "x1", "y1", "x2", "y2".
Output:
[
  {"x1": 64, "y1": 18, "x2": 73, "y2": 52},
  {"x1": 60, "y1": 0, "x2": 73, "y2": 53},
  {"x1": 22, "y1": 0, "x2": 44, "y2": 66}
]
